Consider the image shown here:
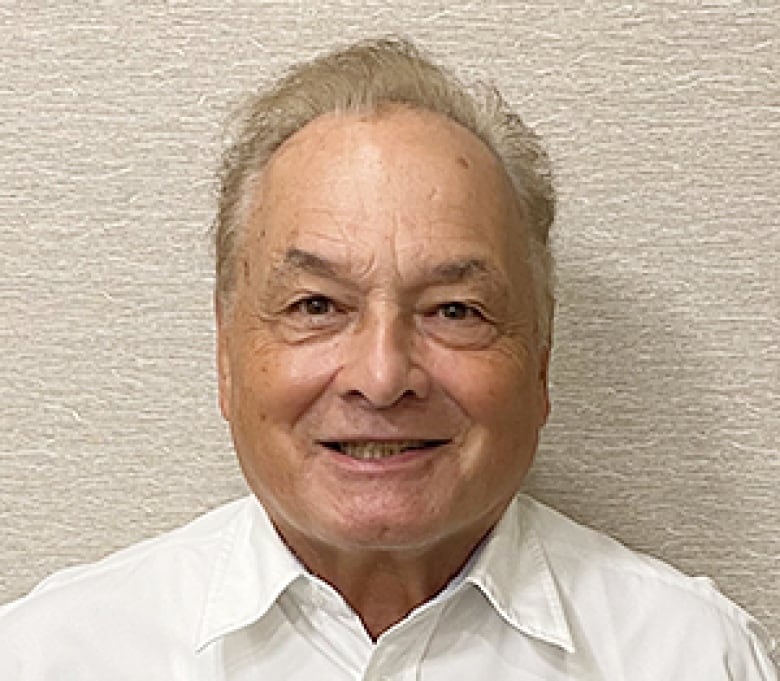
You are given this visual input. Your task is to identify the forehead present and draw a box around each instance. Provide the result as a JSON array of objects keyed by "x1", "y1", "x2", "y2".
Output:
[{"x1": 244, "y1": 106, "x2": 524, "y2": 272}]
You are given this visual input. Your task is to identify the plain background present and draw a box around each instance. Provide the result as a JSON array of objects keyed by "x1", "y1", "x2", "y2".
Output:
[{"x1": 1, "y1": 0, "x2": 777, "y2": 655}]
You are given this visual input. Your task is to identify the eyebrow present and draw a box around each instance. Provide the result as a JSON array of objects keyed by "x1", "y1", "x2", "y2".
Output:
[
  {"x1": 428, "y1": 258, "x2": 493, "y2": 284},
  {"x1": 276, "y1": 247, "x2": 339, "y2": 278},
  {"x1": 272, "y1": 247, "x2": 503, "y2": 289}
]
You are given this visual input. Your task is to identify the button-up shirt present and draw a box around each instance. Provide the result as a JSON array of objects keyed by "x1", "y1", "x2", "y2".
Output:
[{"x1": 1, "y1": 494, "x2": 776, "y2": 680}]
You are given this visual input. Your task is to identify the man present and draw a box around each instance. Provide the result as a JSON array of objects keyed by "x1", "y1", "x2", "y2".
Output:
[{"x1": 1, "y1": 37, "x2": 775, "y2": 679}]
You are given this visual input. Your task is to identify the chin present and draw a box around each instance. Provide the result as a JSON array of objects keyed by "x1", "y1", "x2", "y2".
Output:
[{"x1": 314, "y1": 506, "x2": 470, "y2": 553}]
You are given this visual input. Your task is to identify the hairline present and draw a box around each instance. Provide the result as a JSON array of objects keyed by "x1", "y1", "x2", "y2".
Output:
[{"x1": 214, "y1": 38, "x2": 555, "y2": 347}]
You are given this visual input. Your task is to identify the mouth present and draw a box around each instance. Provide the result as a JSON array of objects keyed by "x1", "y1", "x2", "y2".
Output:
[{"x1": 318, "y1": 440, "x2": 449, "y2": 461}]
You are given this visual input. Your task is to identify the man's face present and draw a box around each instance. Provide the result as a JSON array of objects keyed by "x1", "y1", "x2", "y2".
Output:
[{"x1": 218, "y1": 107, "x2": 549, "y2": 557}]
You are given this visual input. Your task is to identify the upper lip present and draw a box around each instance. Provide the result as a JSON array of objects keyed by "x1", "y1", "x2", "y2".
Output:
[
  {"x1": 316, "y1": 438, "x2": 451, "y2": 451},
  {"x1": 317, "y1": 437, "x2": 451, "y2": 442}
]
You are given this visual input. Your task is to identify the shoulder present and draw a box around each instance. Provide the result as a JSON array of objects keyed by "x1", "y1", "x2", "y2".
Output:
[
  {"x1": 3, "y1": 495, "x2": 251, "y2": 606},
  {"x1": 516, "y1": 493, "x2": 752, "y2": 618},
  {"x1": 515, "y1": 494, "x2": 777, "y2": 679},
  {"x1": 0, "y1": 496, "x2": 254, "y2": 675}
]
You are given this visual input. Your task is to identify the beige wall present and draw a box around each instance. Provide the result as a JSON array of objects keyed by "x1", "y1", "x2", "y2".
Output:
[{"x1": 1, "y1": 1, "x2": 777, "y2": 651}]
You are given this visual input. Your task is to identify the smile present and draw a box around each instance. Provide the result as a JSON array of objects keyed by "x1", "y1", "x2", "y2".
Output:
[{"x1": 319, "y1": 440, "x2": 449, "y2": 460}]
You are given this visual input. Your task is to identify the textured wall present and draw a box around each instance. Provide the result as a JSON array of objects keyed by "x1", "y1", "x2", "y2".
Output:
[{"x1": 1, "y1": 0, "x2": 777, "y2": 653}]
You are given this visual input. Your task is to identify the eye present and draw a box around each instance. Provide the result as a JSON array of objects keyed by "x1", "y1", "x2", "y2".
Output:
[
  {"x1": 283, "y1": 294, "x2": 348, "y2": 334},
  {"x1": 295, "y1": 295, "x2": 334, "y2": 316},
  {"x1": 437, "y1": 302, "x2": 482, "y2": 321},
  {"x1": 421, "y1": 300, "x2": 496, "y2": 348}
]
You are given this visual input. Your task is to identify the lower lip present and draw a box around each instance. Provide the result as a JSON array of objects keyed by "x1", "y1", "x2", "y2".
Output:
[{"x1": 318, "y1": 443, "x2": 447, "y2": 472}]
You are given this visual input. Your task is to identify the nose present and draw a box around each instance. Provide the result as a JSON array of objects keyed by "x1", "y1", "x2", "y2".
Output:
[{"x1": 336, "y1": 304, "x2": 429, "y2": 408}]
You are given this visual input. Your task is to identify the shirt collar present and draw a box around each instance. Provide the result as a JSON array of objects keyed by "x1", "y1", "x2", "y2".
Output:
[
  {"x1": 465, "y1": 494, "x2": 575, "y2": 653},
  {"x1": 195, "y1": 495, "x2": 305, "y2": 651},
  {"x1": 195, "y1": 494, "x2": 575, "y2": 654}
]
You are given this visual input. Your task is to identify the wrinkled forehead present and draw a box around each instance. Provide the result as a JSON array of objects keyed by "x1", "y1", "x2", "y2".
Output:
[{"x1": 241, "y1": 107, "x2": 527, "y2": 274}]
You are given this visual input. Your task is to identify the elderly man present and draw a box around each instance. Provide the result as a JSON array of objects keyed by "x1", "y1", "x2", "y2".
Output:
[{"x1": 1, "y1": 38, "x2": 775, "y2": 680}]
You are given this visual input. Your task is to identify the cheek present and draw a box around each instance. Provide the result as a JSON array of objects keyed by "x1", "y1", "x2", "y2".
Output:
[
  {"x1": 430, "y1": 347, "x2": 542, "y2": 431},
  {"x1": 431, "y1": 347, "x2": 515, "y2": 403},
  {"x1": 232, "y1": 335, "x2": 342, "y2": 425}
]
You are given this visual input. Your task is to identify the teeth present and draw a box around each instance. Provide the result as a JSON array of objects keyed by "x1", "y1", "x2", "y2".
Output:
[{"x1": 339, "y1": 441, "x2": 428, "y2": 460}]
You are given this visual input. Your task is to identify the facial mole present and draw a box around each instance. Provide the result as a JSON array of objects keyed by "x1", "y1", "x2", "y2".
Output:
[
  {"x1": 243, "y1": 258, "x2": 251, "y2": 281},
  {"x1": 456, "y1": 155, "x2": 470, "y2": 169}
]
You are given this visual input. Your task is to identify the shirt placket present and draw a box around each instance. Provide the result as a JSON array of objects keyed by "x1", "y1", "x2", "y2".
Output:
[
  {"x1": 361, "y1": 600, "x2": 446, "y2": 681},
  {"x1": 294, "y1": 580, "x2": 375, "y2": 678}
]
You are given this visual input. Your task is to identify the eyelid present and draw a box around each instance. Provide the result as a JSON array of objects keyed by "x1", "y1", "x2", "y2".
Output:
[
  {"x1": 427, "y1": 299, "x2": 492, "y2": 320},
  {"x1": 291, "y1": 292, "x2": 334, "y2": 306}
]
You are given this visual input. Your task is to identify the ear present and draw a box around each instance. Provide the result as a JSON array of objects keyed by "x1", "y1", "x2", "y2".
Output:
[
  {"x1": 215, "y1": 297, "x2": 232, "y2": 422},
  {"x1": 538, "y1": 345, "x2": 551, "y2": 425}
]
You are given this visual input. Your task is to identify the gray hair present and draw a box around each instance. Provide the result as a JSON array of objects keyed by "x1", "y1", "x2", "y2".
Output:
[{"x1": 214, "y1": 37, "x2": 555, "y2": 345}]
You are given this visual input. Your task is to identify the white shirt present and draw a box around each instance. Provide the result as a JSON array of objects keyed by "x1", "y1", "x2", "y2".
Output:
[{"x1": 1, "y1": 494, "x2": 775, "y2": 680}]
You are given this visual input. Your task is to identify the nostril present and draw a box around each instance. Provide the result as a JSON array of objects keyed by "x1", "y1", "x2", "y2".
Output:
[{"x1": 344, "y1": 386, "x2": 426, "y2": 408}]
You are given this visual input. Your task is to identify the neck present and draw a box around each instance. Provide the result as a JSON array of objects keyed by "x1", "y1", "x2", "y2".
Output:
[{"x1": 276, "y1": 524, "x2": 495, "y2": 640}]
